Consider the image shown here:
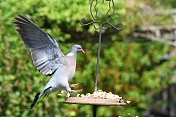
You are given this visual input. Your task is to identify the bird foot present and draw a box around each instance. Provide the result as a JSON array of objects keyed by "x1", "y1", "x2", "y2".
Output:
[
  {"x1": 70, "y1": 83, "x2": 79, "y2": 87},
  {"x1": 66, "y1": 92, "x2": 70, "y2": 98},
  {"x1": 70, "y1": 89, "x2": 82, "y2": 93}
]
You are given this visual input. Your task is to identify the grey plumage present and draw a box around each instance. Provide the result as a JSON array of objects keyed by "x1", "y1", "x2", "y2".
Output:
[
  {"x1": 14, "y1": 15, "x2": 85, "y2": 109},
  {"x1": 14, "y1": 15, "x2": 64, "y2": 75}
]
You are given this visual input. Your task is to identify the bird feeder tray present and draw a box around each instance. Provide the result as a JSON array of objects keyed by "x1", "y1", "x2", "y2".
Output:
[
  {"x1": 64, "y1": 91, "x2": 128, "y2": 106},
  {"x1": 65, "y1": 97, "x2": 127, "y2": 106}
]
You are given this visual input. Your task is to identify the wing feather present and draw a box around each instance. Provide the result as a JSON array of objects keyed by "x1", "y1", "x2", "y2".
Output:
[{"x1": 14, "y1": 15, "x2": 64, "y2": 75}]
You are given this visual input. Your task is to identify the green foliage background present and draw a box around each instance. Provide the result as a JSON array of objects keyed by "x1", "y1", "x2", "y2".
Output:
[{"x1": 0, "y1": 0, "x2": 175, "y2": 116}]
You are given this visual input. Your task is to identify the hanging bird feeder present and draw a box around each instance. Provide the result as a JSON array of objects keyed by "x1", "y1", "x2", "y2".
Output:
[{"x1": 65, "y1": 0, "x2": 129, "y2": 116}]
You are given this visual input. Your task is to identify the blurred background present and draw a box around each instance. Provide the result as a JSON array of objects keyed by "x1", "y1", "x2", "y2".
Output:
[{"x1": 0, "y1": 0, "x2": 176, "y2": 116}]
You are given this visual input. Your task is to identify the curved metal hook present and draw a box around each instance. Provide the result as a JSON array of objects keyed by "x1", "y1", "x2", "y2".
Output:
[
  {"x1": 106, "y1": 0, "x2": 111, "y2": 19},
  {"x1": 106, "y1": 0, "x2": 115, "y2": 22},
  {"x1": 94, "y1": 0, "x2": 98, "y2": 18},
  {"x1": 102, "y1": 21, "x2": 122, "y2": 30},
  {"x1": 94, "y1": 25, "x2": 108, "y2": 30},
  {"x1": 90, "y1": 0, "x2": 97, "y2": 21},
  {"x1": 80, "y1": 18, "x2": 99, "y2": 26},
  {"x1": 80, "y1": 18, "x2": 107, "y2": 31},
  {"x1": 94, "y1": 25, "x2": 100, "y2": 30}
]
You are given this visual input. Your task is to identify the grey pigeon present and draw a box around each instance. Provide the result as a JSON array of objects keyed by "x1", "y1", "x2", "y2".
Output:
[{"x1": 14, "y1": 15, "x2": 85, "y2": 109}]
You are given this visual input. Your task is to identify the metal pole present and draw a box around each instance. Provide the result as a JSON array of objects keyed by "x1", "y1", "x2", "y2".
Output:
[
  {"x1": 93, "y1": 105, "x2": 97, "y2": 117},
  {"x1": 80, "y1": 0, "x2": 121, "y2": 92},
  {"x1": 79, "y1": 1, "x2": 122, "y2": 116},
  {"x1": 94, "y1": 24, "x2": 103, "y2": 92}
]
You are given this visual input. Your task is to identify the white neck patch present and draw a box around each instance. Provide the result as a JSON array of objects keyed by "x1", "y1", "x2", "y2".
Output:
[{"x1": 67, "y1": 52, "x2": 74, "y2": 56}]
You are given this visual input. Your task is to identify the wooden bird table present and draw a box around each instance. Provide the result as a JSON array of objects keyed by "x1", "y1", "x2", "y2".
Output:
[{"x1": 65, "y1": 91, "x2": 128, "y2": 117}]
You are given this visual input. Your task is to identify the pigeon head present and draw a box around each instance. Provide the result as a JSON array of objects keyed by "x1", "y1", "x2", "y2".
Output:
[{"x1": 70, "y1": 44, "x2": 85, "y2": 54}]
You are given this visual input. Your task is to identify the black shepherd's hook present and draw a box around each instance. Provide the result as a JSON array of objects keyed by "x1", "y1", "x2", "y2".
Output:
[
  {"x1": 80, "y1": 0, "x2": 122, "y2": 93},
  {"x1": 80, "y1": 1, "x2": 122, "y2": 117}
]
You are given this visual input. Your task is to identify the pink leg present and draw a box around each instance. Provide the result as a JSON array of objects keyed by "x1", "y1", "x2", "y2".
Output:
[
  {"x1": 70, "y1": 83, "x2": 79, "y2": 87},
  {"x1": 70, "y1": 89, "x2": 82, "y2": 93}
]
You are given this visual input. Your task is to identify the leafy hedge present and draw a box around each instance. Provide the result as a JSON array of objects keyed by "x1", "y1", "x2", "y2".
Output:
[{"x1": 0, "y1": 0, "x2": 175, "y2": 116}]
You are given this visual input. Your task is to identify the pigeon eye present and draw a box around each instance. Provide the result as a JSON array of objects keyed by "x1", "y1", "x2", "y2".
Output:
[{"x1": 78, "y1": 47, "x2": 81, "y2": 49}]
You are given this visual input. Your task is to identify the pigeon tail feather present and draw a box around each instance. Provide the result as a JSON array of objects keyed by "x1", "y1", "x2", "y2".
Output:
[
  {"x1": 30, "y1": 92, "x2": 40, "y2": 109},
  {"x1": 30, "y1": 86, "x2": 52, "y2": 109}
]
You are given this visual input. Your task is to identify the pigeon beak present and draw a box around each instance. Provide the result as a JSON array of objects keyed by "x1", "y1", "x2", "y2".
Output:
[{"x1": 81, "y1": 49, "x2": 85, "y2": 54}]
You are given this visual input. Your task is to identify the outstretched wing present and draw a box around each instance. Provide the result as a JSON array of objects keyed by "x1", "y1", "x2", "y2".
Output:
[{"x1": 14, "y1": 15, "x2": 64, "y2": 75}]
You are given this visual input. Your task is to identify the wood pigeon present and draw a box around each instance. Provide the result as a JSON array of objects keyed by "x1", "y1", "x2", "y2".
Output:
[{"x1": 14, "y1": 15, "x2": 85, "y2": 109}]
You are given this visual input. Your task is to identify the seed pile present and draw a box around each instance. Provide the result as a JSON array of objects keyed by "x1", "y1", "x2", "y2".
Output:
[
  {"x1": 76, "y1": 90, "x2": 130, "y2": 103},
  {"x1": 77, "y1": 91, "x2": 121, "y2": 99}
]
